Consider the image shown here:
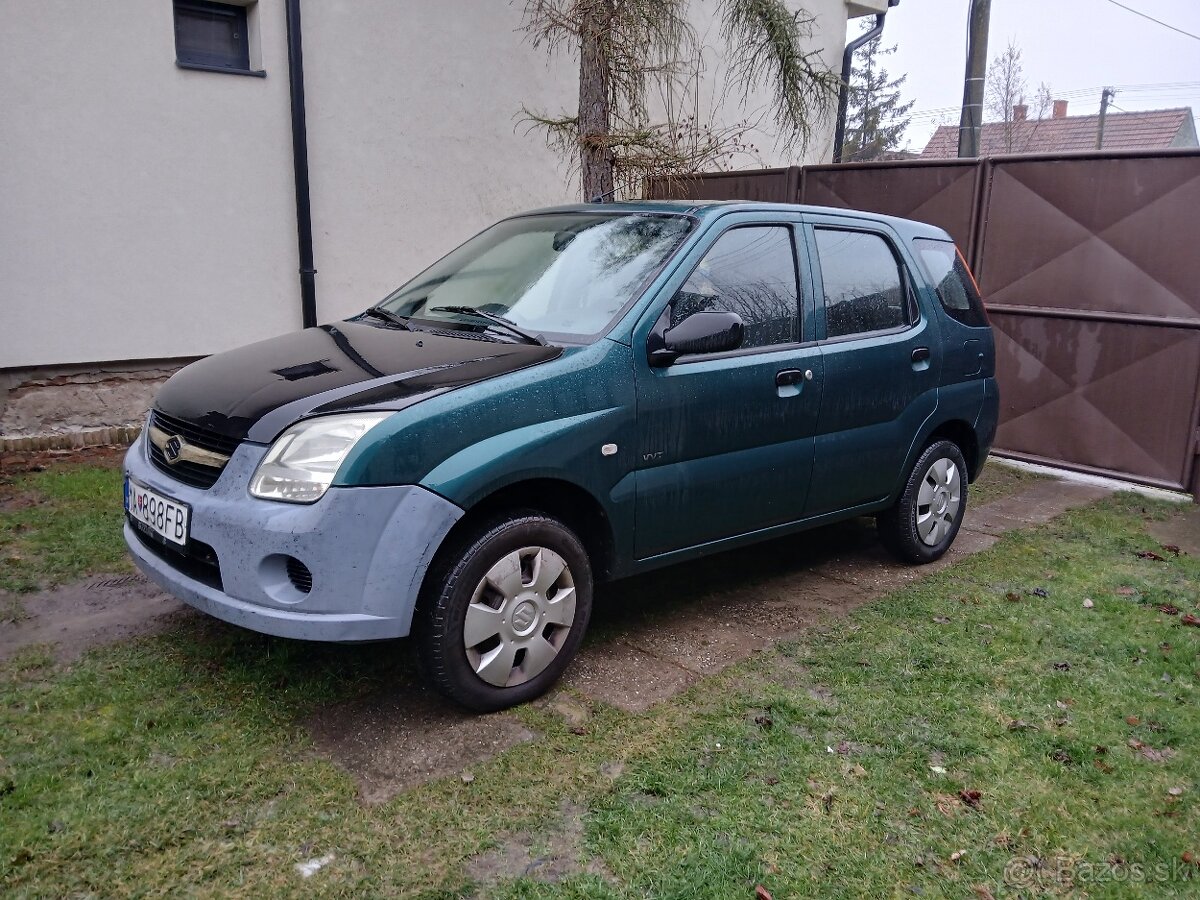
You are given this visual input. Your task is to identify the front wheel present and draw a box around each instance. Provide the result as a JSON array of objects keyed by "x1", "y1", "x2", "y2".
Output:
[
  {"x1": 415, "y1": 513, "x2": 593, "y2": 712},
  {"x1": 877, "y1": 440, "x2": 968, "y2": 564}
]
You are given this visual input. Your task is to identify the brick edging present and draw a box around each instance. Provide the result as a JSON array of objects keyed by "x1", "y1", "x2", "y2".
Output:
[{"x1": 0, "y1": 425, "x2": 143, "y2": 453}]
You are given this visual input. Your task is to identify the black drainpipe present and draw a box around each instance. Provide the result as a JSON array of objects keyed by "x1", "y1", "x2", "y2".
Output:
[
  {"x1": 832, "y1": 2, "x2": 897, "y2": 164},
  {"x1": 285, "y1": 0, "x2": 317, "y2": 328}
]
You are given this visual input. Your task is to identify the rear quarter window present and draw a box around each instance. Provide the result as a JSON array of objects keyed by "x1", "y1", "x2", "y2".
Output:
[{"x1": 913, "y1": 238, "x2": 988, "y2": 328}]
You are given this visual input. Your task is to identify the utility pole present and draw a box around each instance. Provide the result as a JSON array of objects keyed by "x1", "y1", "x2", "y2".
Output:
[
  {"x1": 958, "y1": 0, "x2": 991, "y2": 157},
  {"x1": 1096, "y1": 87, "x2": 1115, "y2": 150}
]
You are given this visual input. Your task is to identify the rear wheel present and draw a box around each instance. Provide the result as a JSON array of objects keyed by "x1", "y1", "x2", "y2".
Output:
[
  {"x1": 415, "y1": 513, "x2": 592, "y2": 712},
  {"x1": 877, "y1": 440, "x2": 968, "y2": 564}
]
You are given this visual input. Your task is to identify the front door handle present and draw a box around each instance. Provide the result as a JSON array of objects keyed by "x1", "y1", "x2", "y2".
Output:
[
  {"x1": 775, "y1": 368, "x2": 812, "y2": 387},
  {"x1": 911, "y1": 347, "x2": 931, "y2": 363}
]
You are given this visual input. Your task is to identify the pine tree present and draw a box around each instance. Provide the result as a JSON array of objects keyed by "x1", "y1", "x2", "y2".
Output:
[{"x1": 842, "y1": 30, "x2": 914, "y2": 162}]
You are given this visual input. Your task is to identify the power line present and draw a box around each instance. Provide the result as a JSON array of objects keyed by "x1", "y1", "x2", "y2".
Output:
[
  {"x1": 1100, "y1": 0, "x2": 1200, "y2": 41},
  {"x1": 1112, "y1": 80, "x2": 1200, "y2": 91},
  {"x1": 899, "y1": 80, "x2": 1200, "y2": 121}
]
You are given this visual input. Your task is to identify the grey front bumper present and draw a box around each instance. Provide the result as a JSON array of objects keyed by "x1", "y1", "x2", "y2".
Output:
[{"x1": 123, "y1": 432, "x2": 463, "y2": 642}]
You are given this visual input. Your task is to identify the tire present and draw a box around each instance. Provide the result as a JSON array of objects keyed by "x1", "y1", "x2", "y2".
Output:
[
  {"x1": 414, "y1": 512, "x2": 593, "y2": 712},
  {"x1": 877, "y1": 440, "x2": 968, "y2": 564}
]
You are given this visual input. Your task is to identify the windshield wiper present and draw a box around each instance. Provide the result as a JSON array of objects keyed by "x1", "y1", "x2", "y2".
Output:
[
  {"x1": 429, "y1": 306, "x2": 546, "y2": 345},
  {"x1": 361, "y1": 306, "x2": 412, "y2": 330}
]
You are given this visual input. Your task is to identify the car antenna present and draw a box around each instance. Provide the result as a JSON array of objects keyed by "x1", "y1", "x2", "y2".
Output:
[{"x1": 589, "y1": 187, "x2": 619, "y2": 203}]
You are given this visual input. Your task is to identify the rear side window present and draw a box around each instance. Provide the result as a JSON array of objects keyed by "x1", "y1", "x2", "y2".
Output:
[
  {"x1": 814, "y1": 229, "x2": 909, "y2": 338},
  {"x1": 672, "y1": 225, "x2": 800, "y2": 349},
  {"x1": 914, "y1": 238, "x2": 988, "y2": 328}
]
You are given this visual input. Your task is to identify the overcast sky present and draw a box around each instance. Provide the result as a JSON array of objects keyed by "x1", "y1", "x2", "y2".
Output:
[{"x1": 874, "y1": 0, "x2": 1200, "y2": 152}]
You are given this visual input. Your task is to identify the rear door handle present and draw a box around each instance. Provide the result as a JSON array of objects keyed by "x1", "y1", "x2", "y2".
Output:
[
  {"x1": 911, "y1": 347, "x2": 931, "y2": 363},
  {"x1": 775, "y1": 368, "x2": 812, "y2": 387}
]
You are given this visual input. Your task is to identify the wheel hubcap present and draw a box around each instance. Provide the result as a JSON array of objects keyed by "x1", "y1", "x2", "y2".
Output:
[
  {"x1": 463, "y1": 546, "x2": 576, "y2": 688},
  {"x1": 916, "y1": 457, "x2": 962, "y2": 546}
]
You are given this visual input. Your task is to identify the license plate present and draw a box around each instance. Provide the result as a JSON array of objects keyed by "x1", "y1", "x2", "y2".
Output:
[{"x1": 125, "y1": 477, "x2": 190, "y2": 546}]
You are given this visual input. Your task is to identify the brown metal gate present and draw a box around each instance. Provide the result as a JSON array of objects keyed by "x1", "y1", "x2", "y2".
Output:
[{"x1": 649, "y1": 150, "x2": 1200, "y2": 498}]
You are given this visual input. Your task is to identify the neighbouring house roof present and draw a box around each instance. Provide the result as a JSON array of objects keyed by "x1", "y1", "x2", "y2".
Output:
[{"x1": 920, "y1": 107, "x2": 1198, "y2": 158}]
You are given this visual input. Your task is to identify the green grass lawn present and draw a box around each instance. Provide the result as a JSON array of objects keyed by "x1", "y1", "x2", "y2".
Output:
[
  {"x1": 969, "y1": 457, "x2": 1046, "y2": 507},
  {"x1": 1, "y1": 458, "x2": 1196, "y2": 897},
  {"x1": 0, "y1": 459, "x2": 129, "y2": 598}
]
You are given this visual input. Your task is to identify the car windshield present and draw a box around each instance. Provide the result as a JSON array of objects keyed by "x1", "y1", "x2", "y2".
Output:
[{"x1": 375, "y1": 212, "x2": 694, "y2": 341}]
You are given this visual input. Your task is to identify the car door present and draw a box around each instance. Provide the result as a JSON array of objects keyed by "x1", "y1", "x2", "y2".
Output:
[
  {"x1": 632, "y1": 216, "x2": 824, "y2": 559},
  {"x1": 801, "y1": 215, "x2": 941, "y2": 515}
]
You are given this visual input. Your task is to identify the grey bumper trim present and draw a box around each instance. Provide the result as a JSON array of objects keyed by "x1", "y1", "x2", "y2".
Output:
[
  {"x1": 122, "y1": 432, "x2": 463, "y2": 642},
  {"x1": 127, "y1": 522, "x2": 408, "y2": 641}
]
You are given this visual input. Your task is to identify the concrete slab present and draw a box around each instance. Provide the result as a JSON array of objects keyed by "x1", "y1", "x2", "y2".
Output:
[
  {"x1": 993, "y1": 456, "x2": 1192, "y2": 503},
  {"x1": 538, "y1": 691, "x2": 591, "y2": 728},
  {"x1": 0, "y1": 572, "x2": 188, "y2": 662},
  {"x1": 925, "y1": 529, "x2": 999, "y2": 573},
  {"x1": 290, "y1": 476, "x2": 1115, "y2": 800},
  {"x1": 710, "y1": 574, "x2": 870, "y2": 642},
  {"x1": 1148, "y1": 504, "x2": 1200, "y2": 557},
  {"x1": 808, "y1": 545, "x2": 929, "y2": 591},
  {"x1": 700, "y1": 588, "x2": 854, "y2": 643},
  {"x1": 963, "y1": 481, "x2": 1112, "y2": 536},
  {"x1": 567, "y1": 480, "x2": 1106, "y2": 713},
  {"x1": 579, "y1": 535, "x2": 877, "y2": 684},
  {"x1": 622, "y1": 611, "x2": 771, "y2": 675},
  {"x1": 563, "y1": 638, "x2": 697, "y2": 713},
  {"x1": 305, "y1": 689, "x2": 537, "y2": 805}
]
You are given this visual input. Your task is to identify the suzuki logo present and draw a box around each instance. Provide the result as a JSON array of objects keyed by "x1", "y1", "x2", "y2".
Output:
[
  {"x1": 147, "y1": 422, "x2": 230, "y2": 469},
  {"x1": 510, "y1": 601, "x2": 538, "y2": 634}
]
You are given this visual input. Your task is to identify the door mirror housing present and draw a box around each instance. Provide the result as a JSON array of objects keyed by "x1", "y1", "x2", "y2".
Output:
[{"x1": 648, "y1": 310, "x2": 744, "y2": 367}]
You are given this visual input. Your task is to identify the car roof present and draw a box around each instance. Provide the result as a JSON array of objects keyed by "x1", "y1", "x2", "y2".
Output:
[{"x1": 515, "y1": 200, "x2": 951, "y2": 240}]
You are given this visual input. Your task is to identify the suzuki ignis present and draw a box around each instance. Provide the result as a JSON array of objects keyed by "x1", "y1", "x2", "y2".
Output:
[{"x1": 124, "y1": 201, "x2": 997, "y2": 710}]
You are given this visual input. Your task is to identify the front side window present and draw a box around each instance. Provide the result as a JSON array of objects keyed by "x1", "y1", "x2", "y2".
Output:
[
  {"x1": 378, "y1": 213, "x2": 693, "y2": 342},
  {"x1": 913, "y1": 238, "x2": 988, "y2": 327},
  {"x1": 815, "y1": 229, "x2": 908, "y2": 338},
  {"x1": 671, "y1": 226, "x2": 800, "y2": 349}
]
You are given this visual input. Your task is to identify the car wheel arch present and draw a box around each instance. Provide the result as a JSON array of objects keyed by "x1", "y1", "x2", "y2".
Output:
[
  {"x1": 421, "y1": 477, "x2": 617, "y2": 595},
  {"x1": 926, "y1": 419, "x2": 980, "y2": 481},
  {"x1": 892, "y1": 418, "x2": 980, "y2": 506}
]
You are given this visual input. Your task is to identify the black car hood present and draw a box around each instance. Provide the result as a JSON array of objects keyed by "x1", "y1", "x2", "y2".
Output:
[{"x1": 154, "y1": 320, "x2": 562, "y2": 443}]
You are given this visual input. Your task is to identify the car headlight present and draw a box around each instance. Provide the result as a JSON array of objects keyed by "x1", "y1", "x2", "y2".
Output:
[{"x1": 249, "y1": 412, "x2": 391, "y2": 503}]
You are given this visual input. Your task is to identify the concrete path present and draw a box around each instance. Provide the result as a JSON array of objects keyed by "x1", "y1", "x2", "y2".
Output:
[
  {"x1": 311, "y1": 478, "x2": 1114, "y2": 802},
  {"x1": 561, "y1": 479, "x2": 1112, "y2": 714},
  {"x1": 1148, "y1": 503, "x2": 1200, "y2": 557},
  {"x1": 2, "y1": 476, "x2": 1119, "y2": 804}
]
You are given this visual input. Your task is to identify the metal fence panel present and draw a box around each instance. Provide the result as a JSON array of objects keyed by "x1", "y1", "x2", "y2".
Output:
[
  {"x1": 990, "y1": 311, "x2": 1200, "y2": 490},
  {"x1": 976, "y1": 155, "x2": 1200, "y2": 321},
  {"x1": 799, "y1": 160, "x2": 981, "y2": 264},
  {"x1": 647, "y1": 151, "x2": 1200, "y2": 497},
  {"x1": 645, "y1": 167, "x2": 799, "y2": 202}
]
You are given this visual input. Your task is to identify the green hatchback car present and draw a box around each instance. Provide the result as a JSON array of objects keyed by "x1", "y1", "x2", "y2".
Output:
[{"x1": 123, "y1": 201, "x2": 997, "y2": 710}]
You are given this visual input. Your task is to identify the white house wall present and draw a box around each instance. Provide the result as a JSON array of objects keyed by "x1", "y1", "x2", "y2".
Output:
[
  {"x1": 682, "y1": 0, "x2": 852, "y2": 175},
  {"x1": 299, "y1": 0, "x2": 579, "y2": 324},
  {"x1": 1, "y1": 0, "x2": 299, "y2": 370},
  {"x1": 1, "y1": 0, "x2": 855, "y2": 371}
]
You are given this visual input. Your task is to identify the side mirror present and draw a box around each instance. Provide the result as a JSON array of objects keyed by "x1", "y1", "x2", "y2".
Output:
[{"x1": 648, "y1": 310, "x2": 744, "y2": 367}]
